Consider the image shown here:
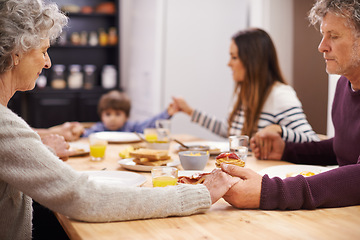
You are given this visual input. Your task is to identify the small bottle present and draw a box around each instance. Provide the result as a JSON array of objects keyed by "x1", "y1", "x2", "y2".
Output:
[
  {"x1": 83, "y1": 64, "x2": 96, "y2": 89},
  {"x1": 89, "y1": 31, "x2": 98, "y2": 46},
  {"x1": 108, "y1": 27, "x2": 118, "y2": 45},
  {"x1": 101, "y1": 65, "x2": 117, "y2": 89},
  {"x1": 51, "y1": 64, "x2": 66, "y2": 89},
  {"x1": 80, "y1": 31, "x2": 88, "y2": 46},
  {"x1": 68, "y1": 64, "x2": 83, "y2": 89},
  {"x1": 71, "y1": 32, "x2": 81, "y2": 45},
  {"x1": 98, "y1": 28, "x2": 108, "y2": 46}
]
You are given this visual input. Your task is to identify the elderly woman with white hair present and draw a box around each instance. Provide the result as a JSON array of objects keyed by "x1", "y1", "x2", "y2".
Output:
[{"x1": 0, "y1": 0, "x2": 239, "y2": 239}]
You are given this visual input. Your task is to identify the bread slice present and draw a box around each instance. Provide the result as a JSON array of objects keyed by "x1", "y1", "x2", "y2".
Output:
[{"x1": 129, "y1": 148, "x2": 170, "y2": 160}]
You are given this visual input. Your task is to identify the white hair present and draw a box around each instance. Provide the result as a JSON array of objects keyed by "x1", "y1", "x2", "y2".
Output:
[{"x1": 0, "y1": 0, "x2": 68, "y2": 73}]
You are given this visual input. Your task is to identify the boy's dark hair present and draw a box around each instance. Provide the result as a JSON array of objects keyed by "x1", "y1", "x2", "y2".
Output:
[{"x1": 97, "y1": 90, "x2": 131, "y2": 117}]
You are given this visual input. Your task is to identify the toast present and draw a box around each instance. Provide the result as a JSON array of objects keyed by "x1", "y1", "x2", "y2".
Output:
[{"x1": 129, "y1": 148, "x2": 170, "y2": 160}]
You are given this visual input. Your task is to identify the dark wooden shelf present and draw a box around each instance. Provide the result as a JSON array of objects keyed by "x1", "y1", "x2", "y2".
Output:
[
  {"x1": 66, "y1": 12, "x2": 116, "y2": 18},
  {"x1": 51, "y1": 44, "x2": 117, "y2": 48}
]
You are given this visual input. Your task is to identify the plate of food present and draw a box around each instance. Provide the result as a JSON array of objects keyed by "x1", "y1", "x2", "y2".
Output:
[
  {"x1": 177, "y1": 171, "x2": 210, "y2": 184},
  {"x1": 68, "y1": 142, "x2": 90, "y2": 157},
  {"x1": 175, "y1": 141, "x2": 229, "y2": 156},
  {"x1": 82, "y1": 171, "x2": 146, "y2": 186},
  {"x1": 118, "y1": 158, "x2": 180, "y2": 172},
  {"x1": 91, "y1": 132, "x2": 141, "y2": 143},
  {"x1": 118, "y1": 148, "x2": 179, "y2": 172},
  {"x1": 258, "y1": 164, "x2": 338, "y2": 179}
]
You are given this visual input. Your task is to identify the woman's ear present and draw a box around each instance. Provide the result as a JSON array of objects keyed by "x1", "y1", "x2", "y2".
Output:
[{"x1": 12, "y1": 53, "x2": 20, "y2": 66}]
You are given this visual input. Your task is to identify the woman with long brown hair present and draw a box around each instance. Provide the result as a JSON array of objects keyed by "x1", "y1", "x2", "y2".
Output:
[{"x1": 174, "y1": 28, "x2": 319, "y2": 143}]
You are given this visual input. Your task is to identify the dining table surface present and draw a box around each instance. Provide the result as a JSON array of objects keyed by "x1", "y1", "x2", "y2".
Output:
[{"x1": 55, "y1": 134, "x2": 360, "y2": 240}]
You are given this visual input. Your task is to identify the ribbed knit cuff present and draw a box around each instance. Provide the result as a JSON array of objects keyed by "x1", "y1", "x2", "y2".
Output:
[{"x1": 176, "y1": 184, "x2": 211, "y2": 215}]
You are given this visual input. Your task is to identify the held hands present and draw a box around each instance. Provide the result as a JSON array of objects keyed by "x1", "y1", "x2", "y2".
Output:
[
  {"x1": 203, "y1": 164, "x2": 262, "y2": 208},
  {"x1": 221, "y1": 164, "x2": 262, "y2": 208},
  {"x1": 250, "y1": 124, "x2": 285, "y2": 160},
  {"x1": 167, "y1": 102, "x2": 180, "y2": 116},
  {"x1": 48, "y1": 122, "x2": 85, "y2": 141},
  {"x1": 172, "y1": 97, "x2": 194, "y2": 116},
  {"x1": 203, "y1": 168, "x2": 241, "y2": 204}
]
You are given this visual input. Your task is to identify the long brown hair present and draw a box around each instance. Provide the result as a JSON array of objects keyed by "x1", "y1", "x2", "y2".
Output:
[{"x1": 228, "y1": 28, "x2": 287, "y2": 137}]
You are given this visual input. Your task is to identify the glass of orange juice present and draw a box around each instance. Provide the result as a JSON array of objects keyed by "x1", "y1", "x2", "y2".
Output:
[
  {"x1": 151, "y1": 166, "x2": 178, "y2": 187},
  {"x1": 144, "y1": 128, "x2": 158, "y2": 143},
  {"x1": 89, "y1": 134, "x2": 108, "y2": 161}
]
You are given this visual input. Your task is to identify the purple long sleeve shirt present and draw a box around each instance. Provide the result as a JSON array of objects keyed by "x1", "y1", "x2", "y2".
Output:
[{"x1": 260, "y1": 76, "x2": 360, "y2": 209}]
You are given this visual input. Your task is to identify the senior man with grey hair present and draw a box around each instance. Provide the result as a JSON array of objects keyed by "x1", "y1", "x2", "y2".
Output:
[{"x1": 210, "y1": 0, "x2": 360, "y2": 210}]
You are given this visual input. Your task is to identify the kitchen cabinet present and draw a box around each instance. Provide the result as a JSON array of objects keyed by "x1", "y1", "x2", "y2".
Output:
[
  {"x1": 8, "y1": 0, "x2": 120, "y2": 128},
  {"x1": 18, "y1": 88, "x2": 109, "y2": 128}
]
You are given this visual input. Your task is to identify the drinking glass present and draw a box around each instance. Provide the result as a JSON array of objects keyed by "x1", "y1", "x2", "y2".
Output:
[
  {"x1": 155, "y1": 119, "x2": 171, "y2": 142},
  {"x1": 89, "y1": 134, "x2": 108, "y2": 161},
  {"x1": 229, "y1": 135, "x2": 249, "y2": 162},
  {"x1": 151, "y1": 166, "x2": 178, "y2": 187},
  {"x1": 144, "y1": 128, "x2": 158, "y2": 143}
]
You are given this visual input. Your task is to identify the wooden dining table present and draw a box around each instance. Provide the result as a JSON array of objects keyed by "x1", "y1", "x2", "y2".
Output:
[{"x1": 55, "y1": 134, "x2": 360, "y2": 240}]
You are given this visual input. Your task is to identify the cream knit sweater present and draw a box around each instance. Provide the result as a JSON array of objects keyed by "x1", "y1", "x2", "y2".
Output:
[{"x1": 0, "y1": 104, "x2": 211, "y2": 240}]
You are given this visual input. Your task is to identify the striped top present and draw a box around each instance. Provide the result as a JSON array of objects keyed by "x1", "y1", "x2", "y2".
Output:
[{"x1": 191, "y1": 82, "x2": 319, "y2": 143}]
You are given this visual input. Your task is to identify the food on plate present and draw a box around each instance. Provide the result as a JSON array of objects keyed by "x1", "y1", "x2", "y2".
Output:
[
  {"x1": 286, "y1": 171, "x2": 317, "y2": 178},
  {"x1": 133, "y1": 158, "x2": 172, "y2": 166},
  {"x1": 177, "y1": 172, "x2": 210, "y2": 185},
  {"x1": 119, "y1": 146, "x2": 135, "y2": 159},
  {"x1": 129, "y1": 148, "x2": 170, "y2": 160},
  {"x1": 68, "y1": 144, "x2": 89, "y2": 156},
  {"x1": 69, "y1": 147, "x2": 86, "y2": 155},
  {"x1": 129, "y1": 148, "x2": 171, "y2": 166},
  {"x1": 215, "y1": 152, "x2": 245, "y2": 167}
]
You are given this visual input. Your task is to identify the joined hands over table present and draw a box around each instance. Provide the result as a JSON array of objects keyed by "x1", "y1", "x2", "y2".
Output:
[{"x1": 55, "y1": 134, "x2": 360, "y2": 240}]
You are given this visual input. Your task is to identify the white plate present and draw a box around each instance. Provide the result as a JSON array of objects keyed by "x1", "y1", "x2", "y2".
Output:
[
  {"x1": 258, "y1": 164, "x2": 338, "y2": 179},
  {"x1": 92, "y1": 132, "x2": 141, "y2": 143},
  {"x1": 175, "y1": 141, "x2": 229, "y2": 155},
  {"x1": 118, "y1": 158, "x2": 180, "y2": 172},
  {"x1": 82, "y1": 171, "x2": 146, "y2": 186},
  {"x1": 69, "y1": 142, "x2": 90, "y2": 157}
]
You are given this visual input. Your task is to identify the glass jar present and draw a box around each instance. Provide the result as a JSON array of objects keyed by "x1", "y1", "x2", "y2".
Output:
[
  {"x1": 83, "y1": 64, "x2": 96, "y2": 89},
  {"x1": 68, "y1": 64, "x2": 83, "y2": 89},
  {"x1": 98, "y1": 28, "x2": 108, "y2": 46},
  {"x1": 108, "y1": 27, "x2": 118, "y2": 45},
  {"x1": 89, "y1": 31, "x2": 98, "y2": 46},
  {"x1": 51, "y1": 64, "x2": 66, "y2": 89},
  {"x1": 101, "y1": 65, "x2": 117, "y2": 89}
]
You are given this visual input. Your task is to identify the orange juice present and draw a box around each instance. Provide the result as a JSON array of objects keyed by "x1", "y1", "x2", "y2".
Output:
[
  {"x1": 145, "y1": 133, "x2": 157, "y2": 143},
  {"x1": 152, "y1": 176, "x2": 177, "y2": 187},
  {"x1": 90, "y1": 144, "x2": 107, "y2": 158}
]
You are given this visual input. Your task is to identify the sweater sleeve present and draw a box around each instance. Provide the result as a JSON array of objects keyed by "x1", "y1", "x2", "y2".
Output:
[
  {"x1": 0, "y1": 106, "x2": 211, "y2": 223},
  {"x1": 260, "y1": 164, "x2": 360, "y2": 210},
  {"x1": 190, "y1": 109, "x2": 228, "y2": 138},
  {"x1": 282, "y1": 138, "x2": 337, "y2": 165}
]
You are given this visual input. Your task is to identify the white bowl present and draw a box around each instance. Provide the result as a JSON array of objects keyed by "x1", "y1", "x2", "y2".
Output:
[{"x1": 178, "y1": 151, "x2": 209, "y2": 170}]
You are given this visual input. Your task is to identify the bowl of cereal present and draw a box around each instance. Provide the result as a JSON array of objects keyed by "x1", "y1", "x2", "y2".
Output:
[{"x1": 178, "y1": 151, "x2": 209, "y2": 170}]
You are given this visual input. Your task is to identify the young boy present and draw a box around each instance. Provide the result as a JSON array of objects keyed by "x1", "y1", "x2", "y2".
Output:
[{"x1": 82, "y1": 90, "x2": 178, "y2": 137}]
